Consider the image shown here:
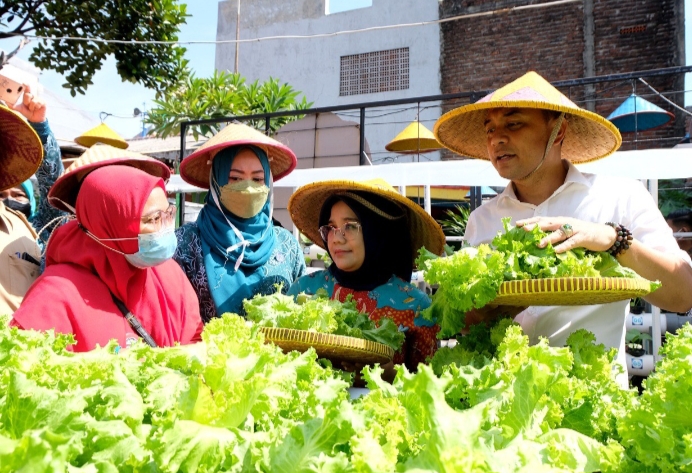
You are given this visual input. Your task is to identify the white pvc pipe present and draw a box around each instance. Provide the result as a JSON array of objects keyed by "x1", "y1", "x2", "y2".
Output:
[
  {"x1": 626, "y1": 353, "x2": 655, "y2": 376},
  {"x1": 647, "y1": 179, "x2": 662, "y2": 360},
  {"x1": 626, "y1": 312, "x2": 666, "y2": 333},
  {"x1": 651, "y1": 306, "x2": 662, "y2": 359}
]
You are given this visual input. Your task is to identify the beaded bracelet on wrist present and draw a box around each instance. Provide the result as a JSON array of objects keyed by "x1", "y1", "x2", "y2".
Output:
[{"x1": 605, "y1": 222, "x2": 633, "y2": 257}]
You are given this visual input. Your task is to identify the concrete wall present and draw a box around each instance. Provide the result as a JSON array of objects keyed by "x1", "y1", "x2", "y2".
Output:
[{"x1": 215, "y1": 0, "x2": 443, "y2": 164}]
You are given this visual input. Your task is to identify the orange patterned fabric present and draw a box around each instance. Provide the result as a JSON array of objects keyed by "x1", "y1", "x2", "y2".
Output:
[{"x1": 289, "y1": 270, "x2": 439, "y2": 371}]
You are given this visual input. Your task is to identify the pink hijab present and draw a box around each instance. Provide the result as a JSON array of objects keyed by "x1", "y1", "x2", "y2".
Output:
[{"x1": 12, "y1": 165, "x2": 202, "y2": 351}]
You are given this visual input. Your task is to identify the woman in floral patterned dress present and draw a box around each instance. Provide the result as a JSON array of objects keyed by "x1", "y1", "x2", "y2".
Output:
[
  {"x1": 174, "y1": 123, "x2": 305, "y2": 321},
  {"x1": 287, "y1": 179, "x2": 446, "y2": 379}
]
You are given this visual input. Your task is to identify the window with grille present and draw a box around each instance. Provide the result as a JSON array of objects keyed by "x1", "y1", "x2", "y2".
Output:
[{"x1": 339, "y1": 47, "x2": 410, "y2": 96}]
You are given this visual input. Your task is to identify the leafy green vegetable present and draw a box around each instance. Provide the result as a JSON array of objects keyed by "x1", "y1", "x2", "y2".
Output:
[
  {"x1": 420, "y1": 217, "x2": 658, "y2": 337},
  {"x1": 0, "y1": 314, "x2": 350, "y2": 472},
  {"x1": 613, "y1": 323, "x2": 692, "y2": 472},
  {"x1": 363, "y1": 325, "x2": 611, "y2": 473},
  {"x1": 428, "y1": 318, "x2": 516, "y2": 376},
  {"x1": 244, "y1": 289, "x2": 405, "y2": 352},
  {"x1": 420, "y1": 245, "x2": 506, "y2": 316},
  {"x1": 7, "y1": 307, "x2": 692, "y2": 472}
]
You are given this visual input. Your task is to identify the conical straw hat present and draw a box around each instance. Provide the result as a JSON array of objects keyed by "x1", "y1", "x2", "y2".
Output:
[
  {"x1": 607, "y1": 94, "x2": 674, "y2": 132},
  {"x1": 49, "y1": 144, "x2": 170, "y2": 212},
  {"x1": 0, "y1": 104, "x2": 43, "y2": 191},
  {"x1": 180, "y1": 122, "x2": 297, "y2": 189},
  {"x1": 434, "y1": 71, "x2": 622, "y2": 163},
  {"x1": 288, "y1": 178, "x2": 446, "y2": 260},
  {"x1": 75, "y1": 123, "x2": 129, "y2": 149},
  {"x1": 385, "y1": 121, "x2": 442, "y2": 154}
]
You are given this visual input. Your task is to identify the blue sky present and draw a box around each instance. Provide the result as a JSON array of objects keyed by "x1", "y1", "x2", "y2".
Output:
[
  {"x1": 0, "y1": 1, "x2": 219, "y2": 138},
  {"x1": 0, "y1": 0, "x2": 690, "y2": 138},
  {"x1": 328, "y1": 0, "x2": 372, "y2": 14}
]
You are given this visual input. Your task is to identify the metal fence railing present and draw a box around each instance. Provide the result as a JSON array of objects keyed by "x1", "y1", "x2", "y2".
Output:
[{"x1": 174, "y1": 65, "x2": 692, "y2": 225}]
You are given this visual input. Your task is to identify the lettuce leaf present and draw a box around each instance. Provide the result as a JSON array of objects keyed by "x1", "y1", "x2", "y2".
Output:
[
  {"x1": 244, "y1": 289, "x2": 404, "y2": 352},
  {"x1": 421, "y1": 217, "x2": 657, "y2": 336}
]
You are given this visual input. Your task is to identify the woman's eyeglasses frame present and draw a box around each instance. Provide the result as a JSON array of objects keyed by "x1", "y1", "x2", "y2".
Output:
[{"x1": 318, "y1": 222, "x2": 362, "y2": 242}]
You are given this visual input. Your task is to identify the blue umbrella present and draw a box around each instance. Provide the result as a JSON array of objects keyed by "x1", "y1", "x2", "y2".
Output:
[{"x1": 607, "y1": 94, "x2": 674, "y2": 132}]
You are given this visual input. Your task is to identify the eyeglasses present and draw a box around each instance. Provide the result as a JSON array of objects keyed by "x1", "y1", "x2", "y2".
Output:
[
  {"x1": 141, "y1": 204, "x2": 176, "y2": 232},
  {"x1": 318, "y1": 222, "x2": 362, "y2": 242}
]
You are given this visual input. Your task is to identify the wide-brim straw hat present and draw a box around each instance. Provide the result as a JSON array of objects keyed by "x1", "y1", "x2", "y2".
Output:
[
  {"x1": 0, "y1": 104, "x2": 43, "y2": 191},
  {"x1": 288, "y1": 178, "x2": 446, "y2": 259},
  {"x1": 385, "y1": 121, "x2": 442, "y2": 154},
  {"x1": 180, "y1": 122, "x2": 297, "y2": 189},
  {"x1": 75, "y1": 123, "x2": 129, "y2": 149},
  {"x1": 434, "y1": 71, "x2": 622, "y2": 163},
  {"x1": 49, "y1": 144, "x2": 170, "y2": 212}
]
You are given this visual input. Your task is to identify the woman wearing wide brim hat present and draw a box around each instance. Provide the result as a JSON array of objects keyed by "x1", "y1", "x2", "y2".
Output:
[
  {"x1": 287, "y1": 178, "x2": 445, "y2": 379},
  {"x1": 48, "y1": 144, "x2": 171, "y2": 213},
  {"x1": 12, "y1": 164, "x2": 203, "y2": 352},
  {"x1": 174, "y1": 122, "x2": 305, "y2": 321}
]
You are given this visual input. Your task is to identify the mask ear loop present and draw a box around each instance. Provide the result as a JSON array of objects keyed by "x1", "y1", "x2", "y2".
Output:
[
  {"x1": 520, "y1": 112, "x2": 565, "y2": 181},
  {"x1": 265, "y1": 172, "x2": 275, "y2": 231},
  {"x1": 37, "y1": 213, "x2": 75, "y2": 258},
  {"x1": 78, "y1": 223, "x2": 133, "y2": 256}
]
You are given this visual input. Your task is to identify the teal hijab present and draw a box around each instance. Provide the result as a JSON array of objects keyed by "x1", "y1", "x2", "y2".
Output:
[
  {"x1": 197, "y1": 146, "x2": 275, "y2": 315},
  {"x1": 20, "y1": 180, "x2": 37, "y2": 219}
]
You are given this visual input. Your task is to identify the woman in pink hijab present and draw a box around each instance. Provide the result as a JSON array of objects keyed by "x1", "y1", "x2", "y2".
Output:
[{"x1": 12, "y1": 165, "x2": 203, "y2": 351}]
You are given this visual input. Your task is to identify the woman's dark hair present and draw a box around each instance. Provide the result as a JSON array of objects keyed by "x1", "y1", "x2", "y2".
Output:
[
  {"x1": 318, "y1": 191, "x2": 413, "y2": 291},
  {"x1": 666, "y1": 209, "x2": 692, "y2": 227}
]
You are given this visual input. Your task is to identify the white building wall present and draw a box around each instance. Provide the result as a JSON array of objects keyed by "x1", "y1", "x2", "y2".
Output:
[{"x1": 215, "y1": 0, "x2": 442, "y2": 165}]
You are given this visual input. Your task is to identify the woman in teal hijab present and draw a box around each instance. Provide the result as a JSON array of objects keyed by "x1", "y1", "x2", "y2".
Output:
[
  {"x1": 0, "y1": 179, "x2": 36, "y2": 219},
  {"x1": 174, "y1": 124, "x2": 305, "y2": 320}
]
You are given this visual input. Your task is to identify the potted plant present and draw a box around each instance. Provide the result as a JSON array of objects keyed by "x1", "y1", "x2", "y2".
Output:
[
  {"x1": 630, "y1": 297, "x2": 645, "y2": 314},
  {"x1": 625, "y1": 329, "x2": 652, "y2": 357}
]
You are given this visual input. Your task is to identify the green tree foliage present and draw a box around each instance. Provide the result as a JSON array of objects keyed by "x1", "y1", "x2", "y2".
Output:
[
  {"x1": 145, "y1": 71, "x2": 313, "y2": 139},
  {"x1": 437, "y1": 204, "x2": 470, "y2": 237},
  {"x1": 0, "y1": 0, "x2": 188, "y2": 96},
  {"x1": 658, "y1": 178, "x2": 692, "y2": 216}
]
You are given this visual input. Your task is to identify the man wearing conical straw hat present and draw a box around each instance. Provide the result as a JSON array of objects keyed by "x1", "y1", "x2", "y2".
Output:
[{"x1": 435, "y1": 71, "x2": 692, "y2": 379}]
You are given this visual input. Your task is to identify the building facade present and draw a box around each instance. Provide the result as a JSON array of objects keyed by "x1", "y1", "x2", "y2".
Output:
[
  {"x1": 215, "y1": 0, "x2": 443, "y2": 165},
  {"x1": 439, "y1": 0, "x2": 686, "y2": 151}
]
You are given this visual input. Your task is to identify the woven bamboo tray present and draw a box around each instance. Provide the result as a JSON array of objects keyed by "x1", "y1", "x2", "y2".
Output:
[
  {"x1": 260, "y1": 327, "x2": 394, "y2": 364},
  {"x1": 492, "y1": 277, "x2": 653, "y2": 306}
]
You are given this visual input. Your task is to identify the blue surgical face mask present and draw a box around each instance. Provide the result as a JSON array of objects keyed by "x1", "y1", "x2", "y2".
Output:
[{"x1": 125, "y1": 227, "x2": 178, "y2": 268}]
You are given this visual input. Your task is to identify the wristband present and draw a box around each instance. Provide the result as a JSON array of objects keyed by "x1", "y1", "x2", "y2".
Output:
[{"x1": 605, "y1": 222, "x2": 633, "y2": 257}]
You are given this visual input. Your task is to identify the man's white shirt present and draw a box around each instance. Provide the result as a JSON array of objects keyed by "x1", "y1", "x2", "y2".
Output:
[{"x1": 464, "y1": 161, "x2": 691, "y2": 380}]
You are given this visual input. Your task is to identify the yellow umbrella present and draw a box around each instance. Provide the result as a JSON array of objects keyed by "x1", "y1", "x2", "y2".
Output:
[
  {"x1": 385, "y1": 121, "x2": 442, "y2": 154},
  {"x1": 75, "y1": 123, "x2": 129, "y2": 149}
]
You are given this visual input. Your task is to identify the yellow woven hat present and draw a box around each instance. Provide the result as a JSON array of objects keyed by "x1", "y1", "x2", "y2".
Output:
[
  {"x1": 434, "y1": 71, "x2": 622, "y2": 163},
  {"x1": 0, "y1": 104, "x2": 43, "y2": 191},
  {"x1": 385, "y1": 121, "x2": 442, "y2": 154},
  {"x1": 288, "y1": 178, "x2": 446, "y2": 259},
  {"x1": 75, "y1": 123, "x2": 129, "y2": 149},
  {"x1": 49, "y1": 144, "x2": 170, "y2": 212},
  {"x1": 180, "y1": 122, "x2": 297, "y2": 189}
]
